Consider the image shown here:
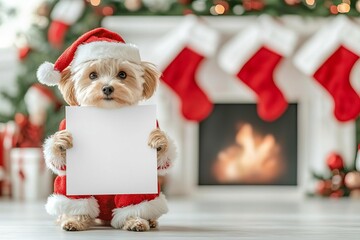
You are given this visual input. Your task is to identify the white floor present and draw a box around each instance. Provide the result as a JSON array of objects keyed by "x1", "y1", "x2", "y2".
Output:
[{"x1": 0, "y1": 197, "x2": 360, "y2": 239}]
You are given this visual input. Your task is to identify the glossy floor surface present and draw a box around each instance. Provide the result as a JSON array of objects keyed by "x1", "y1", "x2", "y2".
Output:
[{"x1": 0, "y1": 197, "x2": 359, "y2": 239}]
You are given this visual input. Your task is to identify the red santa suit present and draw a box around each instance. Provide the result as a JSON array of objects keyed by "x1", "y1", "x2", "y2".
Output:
[
  {"x1": 37, "y1": 28, "x2": 176, "y2": 228},
  {"x1": 45, "y1": 119, "x2": 174, "y2": 227}
]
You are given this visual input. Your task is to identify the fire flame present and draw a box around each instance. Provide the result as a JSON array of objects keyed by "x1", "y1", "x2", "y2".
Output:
[{"x1": 213, "y1": 123, "x2": 284, "y2": 184}]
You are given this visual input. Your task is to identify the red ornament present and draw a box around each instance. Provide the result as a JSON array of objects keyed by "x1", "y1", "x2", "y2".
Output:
[
  {"x1": 316, "y1": 180, "x2": 332, "y2": 196},
  {"x1": 14, "y1": 113, "x2": 27, "y2": 129},
  {"x1": 284, "y1": 0, "x2": 300, "y2": 5},
  {"x1": 14, "y1": 113, "x2": 44, "y2": 148},
  {"x1": 243, "y1": 0, "x2": 265, "y2": 11},
  {"x1": 178, "y1": 0, "x2": 192, "y2": 4},
  {"x1": 330, "y1": 189, "x2": 344, "y2": 198},
  {"x1": 326, "y1": 153, "x2": 344, "y2": 171},
  {"x1": 102, "y1": 6, "x2": 114, "y2": 16},
  {"x1": 183, "y1": 8, "x2": 193, "y2": 15},
  {"x1": 18, "y1": 46, "x2": 31, "y2": 60}
]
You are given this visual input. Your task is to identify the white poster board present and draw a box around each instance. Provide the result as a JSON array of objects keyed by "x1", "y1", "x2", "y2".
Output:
[{"x1": 66, "y1": 105, "x2": 157, "y2": 195}]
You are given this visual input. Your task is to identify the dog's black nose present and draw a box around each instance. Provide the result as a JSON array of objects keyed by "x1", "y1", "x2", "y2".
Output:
[{"x1": 102, "y1": 86, "x2": 114, "y2": 96}]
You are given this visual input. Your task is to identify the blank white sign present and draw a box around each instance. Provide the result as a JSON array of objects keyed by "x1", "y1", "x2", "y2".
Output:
[{"x1": 66, "y1": 105, "x2": 157, "y2": 195}]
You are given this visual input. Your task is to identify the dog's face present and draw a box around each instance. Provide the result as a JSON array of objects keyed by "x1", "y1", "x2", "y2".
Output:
[{"x1": 58, "y1": 59, "x2": 160, "y2": 108}]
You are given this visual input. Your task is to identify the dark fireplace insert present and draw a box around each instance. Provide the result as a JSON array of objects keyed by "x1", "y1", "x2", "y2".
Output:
[{"x1": 199, "y1": 103, "x2": 297, "y2": 186}]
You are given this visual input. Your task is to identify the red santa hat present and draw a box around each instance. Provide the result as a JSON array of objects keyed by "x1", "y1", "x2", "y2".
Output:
[{"x1": 37, "y1": 28, "x2": 141, "y2": 86}]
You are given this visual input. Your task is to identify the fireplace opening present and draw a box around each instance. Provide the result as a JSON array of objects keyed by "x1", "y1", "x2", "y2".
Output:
[{"x1": 199, "y1": 103, "x2": 298, "y2": 186}]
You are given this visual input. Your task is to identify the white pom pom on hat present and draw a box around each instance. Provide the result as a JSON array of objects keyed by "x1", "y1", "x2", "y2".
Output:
[
  {"x1": 37, "y1": 62, "x2": 61, "y2": 86},
  {"x1": 36, "y1": 27, "x2": 141, "y2": 86}
]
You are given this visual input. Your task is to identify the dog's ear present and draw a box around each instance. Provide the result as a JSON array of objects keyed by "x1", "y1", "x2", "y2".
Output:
[
  {"x1": 141, "y1": 62, "x2": 161, "y2": 100},
  {"x1": 58, "y1": 67, "x2": 78, "y2": 106}
]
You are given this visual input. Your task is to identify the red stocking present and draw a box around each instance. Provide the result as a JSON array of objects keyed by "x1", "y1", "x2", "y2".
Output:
[
  {"x1": 294, "y1": 16, "x2": 360, "y2": 122},
  {"x1": 219, "y1": 16, "x2": 297, "y2": 122},
  {"x1": 48, "y1": 0, "x2": 85, "y2": 49},
  {"x1": 153, "y1": 16, "x2": 219, "y2": 122}
]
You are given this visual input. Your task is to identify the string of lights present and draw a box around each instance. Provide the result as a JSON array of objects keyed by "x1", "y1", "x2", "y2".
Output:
[{"x1": 85, "y1": 0, "x2": 360, "y2": 16}]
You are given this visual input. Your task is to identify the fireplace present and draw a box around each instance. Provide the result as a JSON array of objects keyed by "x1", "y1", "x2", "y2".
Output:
[{"x1": 199, "y1": 104, "x2": 297, "y2": 186}]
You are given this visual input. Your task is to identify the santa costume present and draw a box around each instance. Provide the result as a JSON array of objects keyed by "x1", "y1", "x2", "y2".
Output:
[{"x1": 37, "y1": 28, "x2": 176, "y2": 228}]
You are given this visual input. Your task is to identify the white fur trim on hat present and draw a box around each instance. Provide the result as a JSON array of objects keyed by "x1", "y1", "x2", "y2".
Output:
[
  {"x1": 37, "y1": 62, "x2": 61, "y2": 86},
  {"x1": 293, "y1": 16, "x2": 360, "y2": 76},
  {"x1": 45, "y1": 195, "x2": 100, "y2": 218},
  {"x1": 110, "y1": 193, "x2": 168, "y2": 229},
  {"x1": 218, "y1": 15, "x2": 297, "y2": 75},
  {"x1": 72, "y1": 41, "x2": 141, "y2": 69},
  {"x1": 157, "y1": 134, "x2": 177, "y2": 176}
]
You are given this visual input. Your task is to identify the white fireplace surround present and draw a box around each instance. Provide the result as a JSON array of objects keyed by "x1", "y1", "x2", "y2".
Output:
[{"x1": 103, "y1": 16, "x2": 358, "y2": 199}]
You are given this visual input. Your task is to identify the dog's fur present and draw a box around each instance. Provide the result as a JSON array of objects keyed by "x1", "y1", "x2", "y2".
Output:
[{"x1": 47, "y1": 58, "x2": 170, "y2": 231}]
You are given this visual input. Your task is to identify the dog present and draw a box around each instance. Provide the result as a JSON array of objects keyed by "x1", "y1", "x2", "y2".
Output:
[{"x1": 38, "y1": 28, "x2": 176, "y2": 231}]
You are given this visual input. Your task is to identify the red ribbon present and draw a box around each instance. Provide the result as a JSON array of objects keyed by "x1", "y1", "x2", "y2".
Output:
[
  {"x1": 14, "y1": 113, "x2": 43, "y2": 148},
  {"x1": 18, "y1": 150, "x2": 25, "y2": 200}
]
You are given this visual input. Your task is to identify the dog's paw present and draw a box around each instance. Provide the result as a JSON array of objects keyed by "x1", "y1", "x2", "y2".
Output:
[
  {"x1": 52, "y1": 130, "x2": 73, "y2": 159},
  {"x1": 61, "y1": 215, "x2": 92, "y2": 231},
  {"x1": 148, "y1": 219, "x2": 158, "y2": 229},
  {"x1": 62, "y1": 221, "x2": 81, "y2": 231},
  {"x1": 123, "y1": 217, "x2": 150, "y2": 232},
  {"x1": 148, "y1": 129, "x2": 168, "y2": 156}
]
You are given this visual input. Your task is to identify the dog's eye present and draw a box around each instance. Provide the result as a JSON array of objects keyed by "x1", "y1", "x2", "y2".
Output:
[
  {"x1": 89, "y1": 72, "x2": 98, "y2": 80},
  {"x1": 117, "y1": 71, "x2": 127, "y2": 80}
]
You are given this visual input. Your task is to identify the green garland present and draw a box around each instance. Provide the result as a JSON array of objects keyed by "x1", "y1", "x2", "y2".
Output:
[{"x1": 101, "y1": 0, "x2": 360, "y2": 16}]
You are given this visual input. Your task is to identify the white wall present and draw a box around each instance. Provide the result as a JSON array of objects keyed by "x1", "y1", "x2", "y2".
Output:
[{"x1": 0, "y1": 47, "x2": 18, "y2": 116}]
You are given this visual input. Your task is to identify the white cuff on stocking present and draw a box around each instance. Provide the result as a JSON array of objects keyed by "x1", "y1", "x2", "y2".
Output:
[
  {"x1": 218, "y1": 15, "x2": 297, "y2": 75},
  {"x1": 151, "y1": 15, "x2": 219, "y2": 70},
  {"x1": 187, "y1": 19, "x2": 219, "y2": 58},
  {"x1": 293, "y1": 16, "x2": 360, "y2": 76},
  {"x1": 51, "y1": 0, "x2": 85, "y2": 25}
]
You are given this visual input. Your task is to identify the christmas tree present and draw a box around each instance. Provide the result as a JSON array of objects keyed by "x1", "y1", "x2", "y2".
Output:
[{"x1": 0, "y1": 0, "x2": 102, "y2": 137}]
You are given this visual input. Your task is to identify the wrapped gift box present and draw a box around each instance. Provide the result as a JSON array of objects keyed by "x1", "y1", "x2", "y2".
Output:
[
  {"x1": 0, "y1": 122, "x2": 17, "y2": 197},
  {"x1": 10, "y1": 148, "x2": 52, "y2": 201}
]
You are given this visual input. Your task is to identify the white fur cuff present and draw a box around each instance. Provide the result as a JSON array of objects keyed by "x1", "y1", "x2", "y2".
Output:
[
  {"x1": 111, "y1": 193, "x2": 168, "y2": 229},
  {"x1": 45, "y1": 195, "x2": 100, "y2": 218},
  {"x1": 43, "y1": 136, "x2": 66, "y2": 176}
]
